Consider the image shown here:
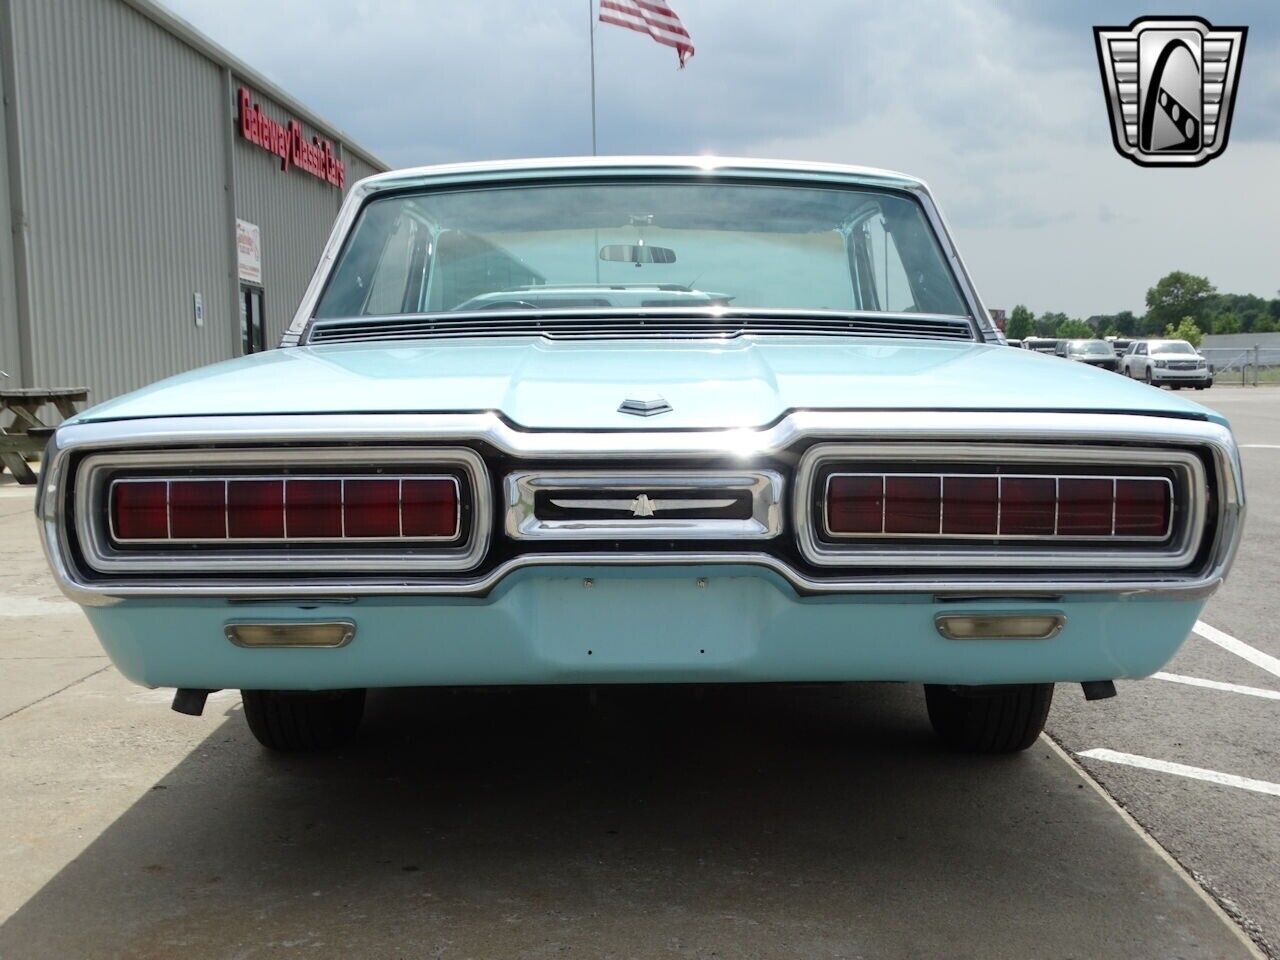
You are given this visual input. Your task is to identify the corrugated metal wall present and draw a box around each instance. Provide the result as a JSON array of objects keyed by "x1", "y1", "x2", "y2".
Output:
[
  {"x1": 232, "y1": 82, "x2": 347, "y2": 347},
  {"x1": 0, "y1": 17, "x2": 20, "y2": 388},
  {"x1": 1, "y1": 0, "x2": 387, "y2": 407},
  {"x1": 9, "y1": 0, "x2": 231, "y2": 401}
]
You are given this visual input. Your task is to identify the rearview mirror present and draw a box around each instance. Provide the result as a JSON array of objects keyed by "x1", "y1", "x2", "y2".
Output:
[{"x1": 599, "y1": 243, "x2": 676, "y2": 264}]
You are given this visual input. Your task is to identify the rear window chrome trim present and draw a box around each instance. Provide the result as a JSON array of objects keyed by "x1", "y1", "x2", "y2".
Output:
[
  {"x1": 76, "y1": 448, "x2": 489, "y2": 574},
  {"x1": 795, "y1": 443, "x2": 1207, "y2": 570}
]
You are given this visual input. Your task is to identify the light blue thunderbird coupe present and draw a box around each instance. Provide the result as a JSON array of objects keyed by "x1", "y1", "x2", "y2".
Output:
[{"x1": 37, "y1": 158, "x2": 1245, "y2": 753}]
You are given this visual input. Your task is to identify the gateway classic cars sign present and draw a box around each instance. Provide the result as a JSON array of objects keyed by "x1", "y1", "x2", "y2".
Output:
[{"x1": 237, "y1": 87, "x2": 346, "y2": 189}]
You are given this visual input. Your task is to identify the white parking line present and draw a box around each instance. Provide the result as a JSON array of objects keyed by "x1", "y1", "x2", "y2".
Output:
[
  {"x1": 0, "y1": 596, "x2": 76, "y2": 617},
  {"x1": 1194, "y1": 620, "x2": 1280, "y2": 680},
  {"x1": 1078, "y1": 749, "x2": 1280, "y2": 797},
  {"x1": 1153, "y1": 671, "x2": 1280, "y2": 701},
  {"x1": 1240, "y1": 444, "x2": 1280, "y2": 449}
]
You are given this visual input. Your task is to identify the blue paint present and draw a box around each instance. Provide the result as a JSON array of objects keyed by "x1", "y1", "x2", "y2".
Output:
[
  {"x1": 70, "y1": 336, "x2": 1224, "y2": 430},
  {"x1": 84, "y1": 565, "x2": 1205, "y2": 690}
]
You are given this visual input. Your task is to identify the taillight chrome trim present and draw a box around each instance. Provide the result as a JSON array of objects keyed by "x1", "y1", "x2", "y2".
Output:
[
  {"x1": 795, "y1": 443, "x2": 1207, "y2": 570},
  {"x1": 76, "y1": 447, "x2": 489, "y2": 574},
  {"x1": 821, "y1": 473, "x2": 1175, "y2": 541},
  {"x1": 107, "y1": 475, "x2": 462, "y2": 544}
]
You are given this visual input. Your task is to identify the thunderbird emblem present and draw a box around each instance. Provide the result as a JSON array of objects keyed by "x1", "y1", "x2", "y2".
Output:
[
  {"x1": 1094, "y1": 17, "x2": 1247, "y2": 167},
  {"x1": 618, "y1": 396, "x2": 672, "y2": 417},
  {"x1": 630, "y1": 494, "x2": 657, "y2": 517}
]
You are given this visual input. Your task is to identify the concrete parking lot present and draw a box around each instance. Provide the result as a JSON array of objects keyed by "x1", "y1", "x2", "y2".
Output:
[{"x1": 1, "y1": 389, "x2": 1276, "y2": 959}]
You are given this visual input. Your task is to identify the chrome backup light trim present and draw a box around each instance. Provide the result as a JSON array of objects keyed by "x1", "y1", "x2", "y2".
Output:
[
  {"x1": 504, "y1": 470, "x2": 784, "y2": 540},
  {"x1": 36, "y1": 410, "x2": 1244, "y2": 604},
  {"x1": 796, "y1": 444, "x2": 1205, "y2": 569},
  {"x1": 108, "y1": 475, "x2": 462, "y2": 544},
  {"x1": 225, "y1": 621, "x2": 355, "y2": 649},
  {"x1": 821, "y1": 473, "x2": 1176, "y2": 541},
  {"x1": 935, "y1": 613, "x2": 1066, "y2": 641},
  {"x1": 76, "y1": 448, "x2": 488, "y2": 574}
]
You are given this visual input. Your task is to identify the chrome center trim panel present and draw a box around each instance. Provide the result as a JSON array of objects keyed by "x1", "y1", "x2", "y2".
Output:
[
  {"x1": 37, "y1": 410, "x2": 1245, "y2": 605},
  {"x1": 793, "y1": 444, "x2": 1204, "y2": 569},
  {"x1": 504, "y1": 470, "x2": 784, "y2": 540}
]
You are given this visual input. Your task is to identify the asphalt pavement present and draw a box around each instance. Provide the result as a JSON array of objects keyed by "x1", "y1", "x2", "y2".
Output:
[
  {"x1": 0, "y1": 388, "x2": 1276, "y2": 959},
  {"x1": 1050, "y1": 386, "x2": 1280, "y2": 959}
]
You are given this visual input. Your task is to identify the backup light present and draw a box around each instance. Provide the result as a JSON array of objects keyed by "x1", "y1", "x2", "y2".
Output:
[{"x1": 935, "y1": 613, "x2": 1066, "y2": 641}]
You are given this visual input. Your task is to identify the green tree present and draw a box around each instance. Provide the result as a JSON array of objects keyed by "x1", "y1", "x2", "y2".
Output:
[
  {"x1": 1212, "y1": 312, "x2": 1241, "y2": 335},
  {"x1": 1145, "y1": 271, "x2": 1216, "y2": 330},
  {"x1": 1005, "y1": 304, "x2": 1034, "y2": 340},
  {"x1": 1254, "y1": 316, "x2": 1278, "y2": 334},
  {"x1": 1162, "y1": 317, "x2": 1203, "y2": 348},
  {"x1": 1056, "y1": 318, "x2": 1095, "y2": 339},
  {"x1": 1036, "y1": 311, "x2": 1069, "y2": 337}
]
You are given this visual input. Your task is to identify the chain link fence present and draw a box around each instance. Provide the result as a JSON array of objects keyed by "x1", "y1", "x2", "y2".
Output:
[{"x1": 1199, "y1": 346, "x2": 1280, "y2": 386}]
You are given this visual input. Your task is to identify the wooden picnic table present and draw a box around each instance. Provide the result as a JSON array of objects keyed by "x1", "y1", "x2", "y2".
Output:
[{"x1": 0, "y1": 387, "x2": 89, "y2": 484}]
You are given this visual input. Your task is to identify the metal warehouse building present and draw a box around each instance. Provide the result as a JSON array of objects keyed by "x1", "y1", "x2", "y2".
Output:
[{"x1": 0, "y1": 0, "x2": 387, "y2": 409}]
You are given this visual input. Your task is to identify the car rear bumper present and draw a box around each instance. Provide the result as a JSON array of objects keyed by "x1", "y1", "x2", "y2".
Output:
[{"x1": 82, "y1": 565, "x2": 1206, "y2": 690}]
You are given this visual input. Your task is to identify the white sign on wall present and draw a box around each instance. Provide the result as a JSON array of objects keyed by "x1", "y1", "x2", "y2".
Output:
[
  {"x1": 193, "y1": 292, "x2": 204, "y2": 327},
  {"x1": 236, "y1": 218, "x2": 263, "y2": 285}
]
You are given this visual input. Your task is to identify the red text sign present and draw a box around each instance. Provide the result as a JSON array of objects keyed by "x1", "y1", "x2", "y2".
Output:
[{"x1": 237, "y1": 88, "x2": 346, "y2": 189}]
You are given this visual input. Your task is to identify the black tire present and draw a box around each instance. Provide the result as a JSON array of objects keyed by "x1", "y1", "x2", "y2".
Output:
[
  {"x1": 241, "y1": 688, "x2": 366, "y2": 751},
  {"x1": 1144, "y1": 368, "x2": 1154, "y2": 385},
  {"x1": 924, "y1": 683, "x2": 1053, "y2": 753}
]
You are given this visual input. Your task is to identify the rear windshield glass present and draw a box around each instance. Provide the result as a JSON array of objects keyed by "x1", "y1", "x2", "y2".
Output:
[{"x1": 314, "y1": 180, "x2": 969, "y2": 319}]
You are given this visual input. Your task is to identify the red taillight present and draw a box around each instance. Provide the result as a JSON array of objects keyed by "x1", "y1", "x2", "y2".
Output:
[
  {"x1": 999, "y1": 477, "x2": 1056, "y2": 536},
  {"x1": 170, "y1": 480, "x2": 227, "y2": 539},
  {"x1": 885, "y1": 475, "x2": 940, "y2": 534},
  {"x1": 402, "y1": 478, "x2": 458, "y2": 538},
  {"x1": 825, "y1": 472, "x2": 1172, "y2": 540},
  {"x1": 110, "y1": 476, "x2": 460, "y2": 543},
  {"x1": 1115, "y1": 478, "x2": 1170, "y2": 536},
  {"x1": 227, "y1": 479, "x2": 284, "y2": 539},
  {"x1": 111, "y1": 481, "x2": 168, "y2": 540},
  {"x1": 344, "y1": 479, "x2": 400, "y2": 538},
  {"x1": 285, "y1": 479, "x2": 343, "y2": 539},
  {"x1": 941, "y1": 476, "x2": 998, "y2": 535},
  {"x1": 827, "y1": 475, "x2": 882, "y2": 534}
]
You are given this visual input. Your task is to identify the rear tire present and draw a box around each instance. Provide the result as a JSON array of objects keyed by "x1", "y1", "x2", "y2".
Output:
[
  {"x1": 924, "y1": 683, "x2": 1053, "y2": 753},
  {"x1": 241, "y1": 689, "x2": 365, "y2": 751}
]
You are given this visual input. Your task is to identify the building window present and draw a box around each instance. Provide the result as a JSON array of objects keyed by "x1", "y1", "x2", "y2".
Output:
[{"x1": 240, "y1": 285, "x2": 266, "y2": 354}]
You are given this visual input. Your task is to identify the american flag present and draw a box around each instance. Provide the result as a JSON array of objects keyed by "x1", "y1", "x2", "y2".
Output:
[{"x1": 599, "y1": 0, "x2": 695, "y2": 68}]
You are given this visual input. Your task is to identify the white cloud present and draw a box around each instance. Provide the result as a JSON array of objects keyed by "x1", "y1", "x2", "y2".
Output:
[{"x1": 161, "y1": 0, "x2": 1280, "y2": 317}]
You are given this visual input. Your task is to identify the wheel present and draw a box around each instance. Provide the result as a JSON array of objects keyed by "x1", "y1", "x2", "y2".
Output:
[
  {"x1": 1144, "y1": 368, "x2": 1154, "y2": 385},
  {"x1": 1195, "y1": 385, "x2": 1206, "y2": 390},
  {"x1": 241, "y1": 688, "x2": 366, "y2": 751},
  {"x1": 924, "y1": 683, "x2": 1053, "y2": 753}
]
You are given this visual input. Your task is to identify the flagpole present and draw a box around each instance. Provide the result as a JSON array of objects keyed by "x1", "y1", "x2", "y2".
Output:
[{"x1": 588, "y1": 0, "x2": 598, "y2": 155}]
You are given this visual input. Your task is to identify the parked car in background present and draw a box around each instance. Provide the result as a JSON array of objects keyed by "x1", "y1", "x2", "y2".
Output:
[
  {"x1": 36, "y1": 157, "x2": 1244, "y2": 758},
  {"x1": 1021, "y1": 337, "x2": 1060, "y2": 354},
  {"x1": 1107, "y1": 337, "x2": 1134, "y2": 357},
  {"x1": 1122, "y1": 339, "x2": 1214, "y2": 389},
  {"x1": 1005, "y1": 338, "x2": 1023, "y2": 349},
  {"x1": 1056, "y1": 339, "x2": 1121, "y2": 372}
]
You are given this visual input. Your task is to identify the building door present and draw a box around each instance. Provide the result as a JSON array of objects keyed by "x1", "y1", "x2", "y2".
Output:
[{"x1": 240, "y1": 285, "x2": 266, "y2": 354}]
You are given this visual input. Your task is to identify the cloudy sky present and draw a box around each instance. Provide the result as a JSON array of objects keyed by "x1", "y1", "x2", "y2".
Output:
[{"x1": 162, "y1": 0, "x2": 1279, "y2": 318}]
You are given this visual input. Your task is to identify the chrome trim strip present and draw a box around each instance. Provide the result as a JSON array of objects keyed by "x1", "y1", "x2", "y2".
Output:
[
  {"x1": 36, "y1": 411, "x2": 1244, "y2": 604},
  {"x1": 820, "y1": 472, "x2": 1175, "y2": 541},
  {"x1": 797, "y1": 445, "x2": 1203, "y2": 569},
  {"x1": 77, "y1": 449, "x2": 488, "y2": 574},
  {"x1": 107, "y1": 475, "x2": 461, "y2": 545},
  {"x1": 504, "y1": 470, "x2": 784, "y2": 540}
]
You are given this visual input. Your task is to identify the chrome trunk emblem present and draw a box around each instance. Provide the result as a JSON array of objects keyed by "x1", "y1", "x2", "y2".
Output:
[
  {"x1": 618, "y1": 396, "x2": 672, "y2": 417},
  {"x1": 630, "y1": 493, "x2": 657, "y2": 517}
]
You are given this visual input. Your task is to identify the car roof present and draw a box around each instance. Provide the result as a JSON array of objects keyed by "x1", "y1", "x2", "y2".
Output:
[{"x1": 352, "y1": 156, "x2": 929, "y2": 196}]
